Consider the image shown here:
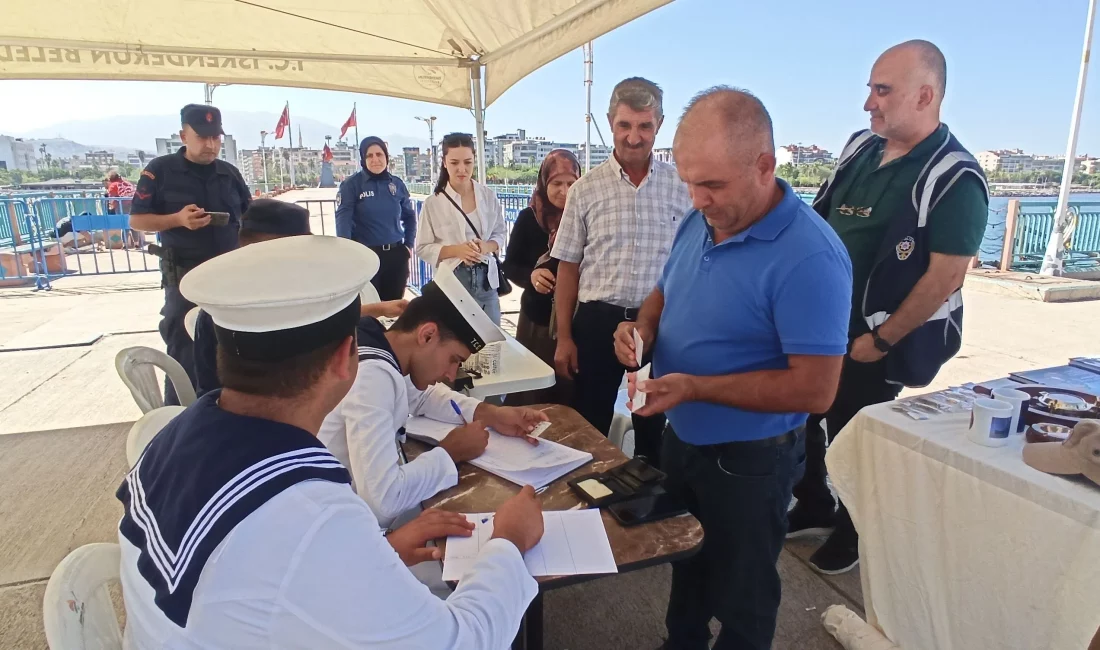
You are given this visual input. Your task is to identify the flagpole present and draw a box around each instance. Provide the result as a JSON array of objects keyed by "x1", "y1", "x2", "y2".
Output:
[
  {"x1": 354, "y1": 102, "x2": 359, "y2": 146},
  {"x1": 285, "y1": 101, "x2": 297, "y2": 187}
]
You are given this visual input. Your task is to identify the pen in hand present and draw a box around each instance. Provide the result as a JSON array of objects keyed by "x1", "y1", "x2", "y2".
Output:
[{"x1": 450, "y1": 399, "x2": 468, "y2": 424}]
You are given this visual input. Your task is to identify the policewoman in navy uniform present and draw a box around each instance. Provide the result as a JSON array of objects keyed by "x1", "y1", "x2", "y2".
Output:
[
  {"x1": 335, "y1": 136, "x2": 417, "y2": 301},
  {"x1": 129, "y1": 104, "x2": 251, "y2": 404}
]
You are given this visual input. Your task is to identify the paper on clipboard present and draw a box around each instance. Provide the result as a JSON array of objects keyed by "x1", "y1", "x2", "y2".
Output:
[
  {"x1": 442, "y1": 509, "x2": 617, "y2": 581},
  {"x1": 631, "y1": 363, "x2": 651, "y2": 412}
]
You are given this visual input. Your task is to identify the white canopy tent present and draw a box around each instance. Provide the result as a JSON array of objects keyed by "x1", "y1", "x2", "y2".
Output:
[{"x1": 0, "y1": 0, "x2": 673, "y2": 179}]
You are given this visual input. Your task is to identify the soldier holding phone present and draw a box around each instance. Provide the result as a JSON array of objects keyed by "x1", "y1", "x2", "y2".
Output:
[{"x1": 130, "y1": 104, "x2": 252, "y2": 404}]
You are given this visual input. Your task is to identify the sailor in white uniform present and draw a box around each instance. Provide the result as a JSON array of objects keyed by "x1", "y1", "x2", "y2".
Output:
[
  {"x1": 319, "y1": 258, "x2": 550, "y2": 528},
  {"x1": 116, "y1": 236, "x2": 544, "y2": 649}
]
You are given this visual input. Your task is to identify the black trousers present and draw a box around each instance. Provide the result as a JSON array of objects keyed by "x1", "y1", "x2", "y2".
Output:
[
  {"x1": 792, "y1": 356, "x2": 902, "y2": 538},
  {"x1": 663, "y1": 425, "x2": 805, "y2": 650},
  {"x1": 570, "y1": 301, "x2": 666, "y2": 466},
  {"x1": 369, "y1": 244, "x2": 411, "y2": 301},
  {"x1": 160, "y1": 283, "x2": 198, "y2": 406}
]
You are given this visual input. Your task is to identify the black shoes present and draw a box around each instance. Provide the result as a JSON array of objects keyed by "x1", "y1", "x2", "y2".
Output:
[{"x1": 785, "y1": 502, "x2": 836, "y2": 540}]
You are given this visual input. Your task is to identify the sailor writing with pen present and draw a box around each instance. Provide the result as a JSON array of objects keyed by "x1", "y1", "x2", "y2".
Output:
[
  {"x1": 319, "y1": 259, "x2": 549, "y2": 530},
  {"x1": 117, "y1": 237, "x2": 544, "y2": 649}
]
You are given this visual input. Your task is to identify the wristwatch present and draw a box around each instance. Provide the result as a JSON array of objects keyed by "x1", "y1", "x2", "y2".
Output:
[{"x1": 871, "y1": 326, "x2": 893, "y2": 353}]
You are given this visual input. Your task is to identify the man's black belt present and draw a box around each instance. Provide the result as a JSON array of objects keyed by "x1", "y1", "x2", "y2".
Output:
[
  {"x1": 369, "y1": 241, "x2": 404, "y2": 252},
  {"x1": 682, "y1": 425, "x2": 804, "y2": 454},
  {"x1": 580, "y1": 300, "x2": 640, "y2": 321}
]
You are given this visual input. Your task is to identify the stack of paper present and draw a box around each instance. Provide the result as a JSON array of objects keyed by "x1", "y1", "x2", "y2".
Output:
[
  {"x1": 442, "y1": 509, "x2": 618, "y2": 581},
  {"x1": 404, "y1": 416, "x2": 592, "y2": 488}
]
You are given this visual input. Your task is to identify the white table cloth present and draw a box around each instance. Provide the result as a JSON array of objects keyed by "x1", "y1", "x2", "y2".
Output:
[
  {"x1": 465, "y1": 333, "x2": 555, "y2": 399},
  {"x1": 826, "y1": 402, "x2": 1100, "y2": 650}
]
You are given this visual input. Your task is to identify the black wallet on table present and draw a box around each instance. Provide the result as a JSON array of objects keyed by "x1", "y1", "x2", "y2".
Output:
[{"x1": 567, "y1": 457, "x2": 666, "y2": 507}]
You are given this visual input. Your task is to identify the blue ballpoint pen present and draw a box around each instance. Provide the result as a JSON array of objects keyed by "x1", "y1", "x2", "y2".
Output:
[{"x1": 450, "y1": 399, "x2": 468, "y2": 424}]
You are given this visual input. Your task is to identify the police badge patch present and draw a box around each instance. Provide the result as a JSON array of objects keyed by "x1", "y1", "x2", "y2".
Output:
[
  {"x1": 336, "y1": 193, "x2": 342, "y2": 208},
  {"x1": 389, "y1": 182, "x2": 397, "y2": 196},
  {"x1": 896, "y1": 236, "x2": 915, "y2": 261}
]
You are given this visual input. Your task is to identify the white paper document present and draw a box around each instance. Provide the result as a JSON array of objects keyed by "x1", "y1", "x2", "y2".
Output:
[
  {"x1": 631, "y1": 363, "x2": 651, "y2": 412},
  {"x1": 404, "y1": 416, "x2": 593, "y2": 488},
  {"x1": 442, "y1": 509, "x2": 618, "y2": 582},
  {"x1": 633, "y1": 328, "x2": 644, "y2": 367}
]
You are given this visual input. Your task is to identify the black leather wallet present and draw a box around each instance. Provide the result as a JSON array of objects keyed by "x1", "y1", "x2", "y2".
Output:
[{"x1": 568, "y1": 457, "x2": 666, "y2": 508}]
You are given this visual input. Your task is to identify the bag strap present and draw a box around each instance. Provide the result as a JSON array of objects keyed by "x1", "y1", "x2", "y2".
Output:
[{"x1": 440, "y1": 191, "x2": 481, "y2": 240}]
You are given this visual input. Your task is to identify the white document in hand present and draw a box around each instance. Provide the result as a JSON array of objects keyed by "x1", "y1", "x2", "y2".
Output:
[
  {"x1": 633, "y1": 328, "x2": 644, "y2": 367},
  {"x1": 631, "y1": 363, "x2": 651, "y2": 412},
  {"x1": 442, "y1": 509, "x2": 617, "y2": 582}
]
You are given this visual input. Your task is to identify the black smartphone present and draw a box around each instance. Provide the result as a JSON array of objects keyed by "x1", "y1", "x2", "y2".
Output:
[
  {"x1": 205, "y1": 211, "x2": 231, "y2": 227},
  {"x1": 608, "y1": 491, "x2": 688, "y2": 527}
]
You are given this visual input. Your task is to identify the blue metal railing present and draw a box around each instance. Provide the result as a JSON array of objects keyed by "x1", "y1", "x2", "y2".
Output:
[
  {"x1": 0, "y1": 196, "x2": 155, "y2": 286},
  {"x1": 294, "y1": 193, "x2": 533, "y2": 291},
  {"x1": 406, "y1": 183, "x2": 536, "y2": 197},
  {"x1": 1009, "y1": 203, "x2": 1100, "y2": 271}
]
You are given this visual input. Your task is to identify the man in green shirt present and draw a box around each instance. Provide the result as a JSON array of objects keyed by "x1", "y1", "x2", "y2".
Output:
[{"x1": 788, "y1": 40, "x2": 989, "y2": 575}]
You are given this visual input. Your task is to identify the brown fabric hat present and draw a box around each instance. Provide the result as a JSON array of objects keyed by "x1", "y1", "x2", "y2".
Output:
[{"x1": 1022, "y1": 419, "x2": 1100, "y2": 486}]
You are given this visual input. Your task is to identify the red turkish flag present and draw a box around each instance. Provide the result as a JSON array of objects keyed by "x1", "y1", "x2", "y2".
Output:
[
  {"x1": 322, "y1": 144, "x2": 333, "y2": 162},
  {"x1": 339, "y1": 107, "x2": 357, "y2": 140},
  {"x1": 274, "y1": 105, "x2": 290, "y2": 140}
]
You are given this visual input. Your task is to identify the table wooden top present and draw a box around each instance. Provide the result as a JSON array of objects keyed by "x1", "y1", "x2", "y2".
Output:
[{"x1": 404, "y1": 404, "x2": 704, "y2": 587}]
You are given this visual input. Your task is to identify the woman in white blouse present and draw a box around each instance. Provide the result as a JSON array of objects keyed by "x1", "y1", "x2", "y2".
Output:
[{"x1": 416, "y1": 133, "x2": 507, "y2": 324}]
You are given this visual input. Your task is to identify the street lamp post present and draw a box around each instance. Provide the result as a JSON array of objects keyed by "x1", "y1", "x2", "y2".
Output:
[
  {"x1": 415, "y1": 116, "x2": 437, "y2": 181},
  {"x1": 259, "y1": 131, "x2": 270, "y2": 194}
]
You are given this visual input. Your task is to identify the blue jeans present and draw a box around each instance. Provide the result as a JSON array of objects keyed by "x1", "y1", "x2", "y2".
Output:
[
  {"x1": 453, "y1": 263, "x2": 501, "y2": 325},
  {"x1": 662, "y1": 424, "x2": 806, "y2": 650}
]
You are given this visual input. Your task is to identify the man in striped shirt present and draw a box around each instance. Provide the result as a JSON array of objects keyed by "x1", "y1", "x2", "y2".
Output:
[{"x1": 551, "y1": 77, "x2": 692, "y2": 464}]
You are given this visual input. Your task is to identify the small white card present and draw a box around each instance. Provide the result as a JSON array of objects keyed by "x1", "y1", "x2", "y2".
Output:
[
  {"x1": 633, "y1": 328, "x2": 644, "y2": 368},
  {"x1": 530, "y1": 421, "x2": 551, "y2": 438},
  {"x1": 631, "y1": 363, "x2": 651, "y2": 412}
]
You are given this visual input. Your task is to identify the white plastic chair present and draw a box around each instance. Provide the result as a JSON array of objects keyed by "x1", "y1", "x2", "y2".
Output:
[
  {"x1": 115, "y1": 346, "x2": 196, "y2": 414},
  {"x1": 126, "y1": 405, "x2": 186, "y2": 466},
  {"x1": 183, "y1": 306, "x2": 201, "y2": 341},
  {"x1": 43, "y1": 543, "x2": 123, "y2": 650}
]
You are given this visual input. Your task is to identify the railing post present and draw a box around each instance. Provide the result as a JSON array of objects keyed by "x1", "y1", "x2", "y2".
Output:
[
  {"x1": 1001, "y1": 199, "x2": 1021, "y2": 271},
  {"x1": 4, "y1": 197, "x2": 23, "y2": 246}
]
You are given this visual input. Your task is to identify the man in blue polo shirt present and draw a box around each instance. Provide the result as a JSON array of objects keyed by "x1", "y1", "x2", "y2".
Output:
[{"x1": 615, "y1": 88, "x2": 852, "y2": 650}]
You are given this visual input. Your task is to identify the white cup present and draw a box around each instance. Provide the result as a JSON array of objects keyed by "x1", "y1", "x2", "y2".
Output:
[
  {"x1": 967, "y1": 398, "x2": 1015, "y2": 447},
  {"x1": 479, "y1": 342, "x2": 502, "y2": 376},
  {"x1": 992, "y1": 387, "x2": 1031, "y2": 435}
]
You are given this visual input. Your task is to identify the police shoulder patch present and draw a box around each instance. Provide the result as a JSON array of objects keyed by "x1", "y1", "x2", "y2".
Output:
[
  {"x1": 336, "y1": 193, "x2": 342, "y2": 207},
  {"x1": 141, "y1": 170, "x2": 156, "y2": 180},
  {"x1": 896, "y1": 236, "x2": 916, "y2": 261}
]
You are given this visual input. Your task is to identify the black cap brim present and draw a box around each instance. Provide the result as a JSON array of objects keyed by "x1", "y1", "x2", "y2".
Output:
[{"x1": 190, "y1": 123, "x2": 224, "y2": 137}]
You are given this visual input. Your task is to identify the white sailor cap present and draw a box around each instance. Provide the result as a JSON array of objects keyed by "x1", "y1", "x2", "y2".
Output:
[
  {"x1": 180, "y1": 235, "x2": 380, "y2": 361},
  {"x1": 419, "y1": 259, "x2": 505, "y2": 353}
]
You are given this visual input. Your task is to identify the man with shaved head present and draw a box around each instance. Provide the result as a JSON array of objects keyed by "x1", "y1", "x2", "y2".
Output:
[
  {"x1": 788, "y1": 40, "x2": 989, "y2": 575},
  {"x1": 613, "y1": 87, "x2": 852, "y2": 650}
]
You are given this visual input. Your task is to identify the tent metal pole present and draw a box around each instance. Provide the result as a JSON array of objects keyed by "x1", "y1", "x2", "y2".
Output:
[
  {"x1": 471, "y1": 65, "x2": 488, "y2": 183},
  {"x1": 584, "y1": 42, "x2": 593, "y2": 173},
  {"x1": 1041, "y1": 0, "x2": 1097, "y2": 275}
]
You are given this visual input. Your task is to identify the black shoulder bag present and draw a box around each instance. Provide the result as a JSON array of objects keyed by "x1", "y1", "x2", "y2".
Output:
[{"x1": 439, "y1": 192, "x2": 512, "y2": 296}]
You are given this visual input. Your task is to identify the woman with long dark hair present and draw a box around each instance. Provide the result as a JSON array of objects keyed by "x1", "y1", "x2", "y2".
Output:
[
  {"x1": 502, "y1": 149, "x2": 581, "y2": 405},
  {"x1": 415, "y1": 133, "x2": 507, "y2": 324}
]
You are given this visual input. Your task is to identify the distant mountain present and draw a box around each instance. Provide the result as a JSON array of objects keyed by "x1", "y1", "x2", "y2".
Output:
[
  {"x1": 14, "y1": 111, "x2": 428, "y2": 153},
  {"x1": 0, "y1": 136, "x2": 136, "y2": 159}
]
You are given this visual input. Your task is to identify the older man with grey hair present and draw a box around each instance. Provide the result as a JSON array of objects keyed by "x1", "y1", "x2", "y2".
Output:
[
  {"x1": 551, "y1": 77, "x2": 691, "y2": 464},
  {"x1": 614, "y1": 87, "x2": 851, "y2": 649}
]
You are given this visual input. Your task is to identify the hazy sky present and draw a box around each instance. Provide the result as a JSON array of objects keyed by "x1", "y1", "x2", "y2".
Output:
[{"x1": 1, "y1": 0, "x2": 1097, "y2": 155}]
